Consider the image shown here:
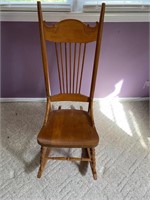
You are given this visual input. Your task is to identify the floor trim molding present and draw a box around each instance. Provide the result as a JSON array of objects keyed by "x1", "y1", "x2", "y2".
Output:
[{"x1": 0, "y1": 97, "x2": 149, "y2": 102}]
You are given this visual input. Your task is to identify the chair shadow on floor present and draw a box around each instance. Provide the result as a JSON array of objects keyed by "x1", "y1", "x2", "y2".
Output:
[
  {"x1": 24, "y1": 152, "x2": 41, "y2": 174},
  {"x1": 78, "y1": 148, "x2": 89, "y2": 176},
  {"x1": 1, "y1": 102, "x2": 89, "y2": 177},
  {"x1": 1, "y1": 103, "x2": 43, "y2": 175}
]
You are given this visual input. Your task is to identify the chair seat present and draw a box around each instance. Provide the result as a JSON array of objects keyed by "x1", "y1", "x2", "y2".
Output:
[{"x1": 37, "y1": 109, "x2": 99, "y2": 148}]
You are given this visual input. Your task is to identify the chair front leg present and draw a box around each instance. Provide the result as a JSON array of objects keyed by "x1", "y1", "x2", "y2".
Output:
[
  {"x1": 37, "y1": 146, "x2": 50, "y2": 178},
  {"x1": 90, "y1": 148, "x2": 97, "y2": 180}
]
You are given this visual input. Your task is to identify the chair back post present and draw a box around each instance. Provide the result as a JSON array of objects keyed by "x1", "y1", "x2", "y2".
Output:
[
  {"x1": 89, "y1": 3, "x2": 105, "y2": 111},
  {"x1": 37, "y1": 1, "x2": 51, "y2": 97}
]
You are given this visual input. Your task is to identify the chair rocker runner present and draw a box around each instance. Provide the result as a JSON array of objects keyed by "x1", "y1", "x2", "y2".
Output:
[{"x1": 37, "y1": 1, "x2": 105, "y2": 180}]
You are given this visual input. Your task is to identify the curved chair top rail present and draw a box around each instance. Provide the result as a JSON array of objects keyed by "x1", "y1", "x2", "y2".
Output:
[{"x1": 43, "y1": 19, "x2": 99, "y2": 43}]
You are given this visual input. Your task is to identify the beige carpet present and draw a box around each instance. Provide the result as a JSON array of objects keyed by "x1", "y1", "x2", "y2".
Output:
[{"x1": 0, "y1": 100, "x2": 150, "y2": 200}]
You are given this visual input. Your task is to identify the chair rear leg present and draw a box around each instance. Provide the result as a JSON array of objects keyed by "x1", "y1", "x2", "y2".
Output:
[
  {"x1": 37, "y1": 146, "x2": 50, "y2": 178},
  {"x1": 90, "y1": 148, "x2": 97, "y2": 180}
]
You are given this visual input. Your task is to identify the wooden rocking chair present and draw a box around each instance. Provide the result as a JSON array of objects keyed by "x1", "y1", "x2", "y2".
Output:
[{"x1": 37, "y1": 1, "x2": 105, "y2": 180}]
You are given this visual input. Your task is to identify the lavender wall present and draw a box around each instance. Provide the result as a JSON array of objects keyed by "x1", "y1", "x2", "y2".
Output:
[{"x1": 1, "y1": 22, "x2": 149, "y2": 98}]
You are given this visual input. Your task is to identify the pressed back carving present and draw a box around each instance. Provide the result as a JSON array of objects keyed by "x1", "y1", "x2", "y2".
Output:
[{"x1": 44, "y1": 20, "x2": 99, "y2": 43}]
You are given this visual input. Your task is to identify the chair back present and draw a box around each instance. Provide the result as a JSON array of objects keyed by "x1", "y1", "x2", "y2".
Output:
[{"x1": 37, "y1": 1, "x2": 105, "y2": 105}]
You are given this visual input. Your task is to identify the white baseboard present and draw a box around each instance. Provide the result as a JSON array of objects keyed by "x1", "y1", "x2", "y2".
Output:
[
  {"x1": 94, "y1": 97, "x2": 149, "y2": 102},
  {"x1": 0, "y1": 98, "x2": 46, "y2": 102},
  {"x1": 0, "y1": 97, "x2": 149, "y2": 103}
]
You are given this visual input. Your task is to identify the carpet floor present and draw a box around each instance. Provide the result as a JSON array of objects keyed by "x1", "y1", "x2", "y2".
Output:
[{"x1": 0, "y1": 100, "x2": 150, "y2": 200}]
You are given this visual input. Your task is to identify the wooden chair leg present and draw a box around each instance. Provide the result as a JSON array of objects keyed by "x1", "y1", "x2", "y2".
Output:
[
  {"x1": 37, "y1": 146, "x2": 50, "y2": 178},
  {"x1": 90, "y1": 148, "x2": 97, "y2": 180}
]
